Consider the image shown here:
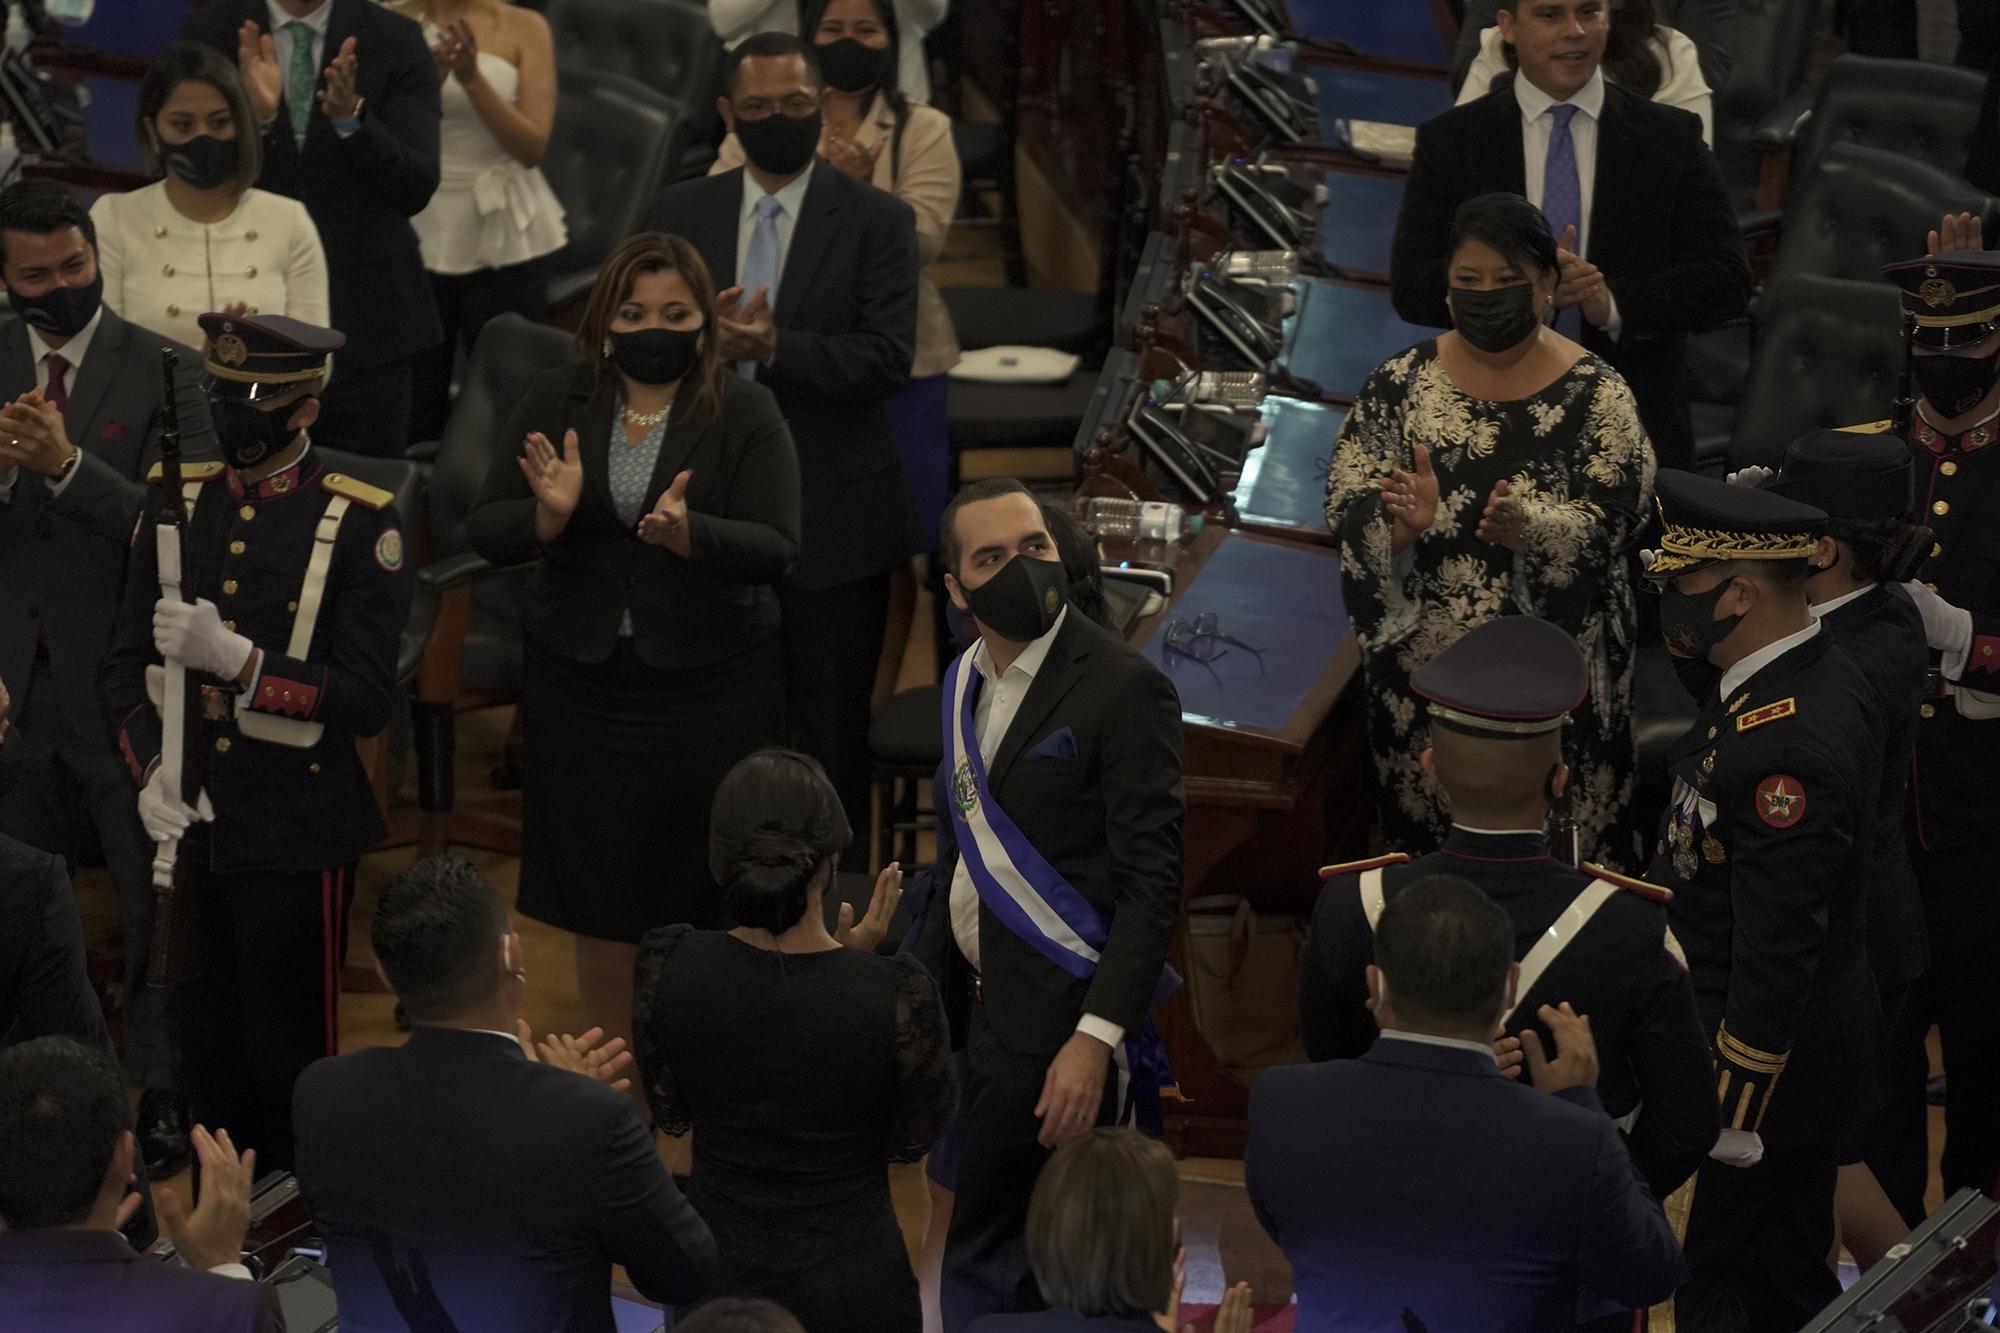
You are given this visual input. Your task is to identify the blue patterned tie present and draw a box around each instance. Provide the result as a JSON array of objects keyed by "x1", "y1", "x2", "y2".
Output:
[
  {"x1": 1543, "y1": 103, "x2": 1583, "y2": 341},
  {"x1": 736, "y1": 193, "x2": 785, "y2": 379}
]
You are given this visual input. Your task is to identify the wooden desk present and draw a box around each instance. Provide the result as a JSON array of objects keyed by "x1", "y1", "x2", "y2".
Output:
[{"x1": 1116, "y1": 524, "x2": 1369, "y2": 1156}]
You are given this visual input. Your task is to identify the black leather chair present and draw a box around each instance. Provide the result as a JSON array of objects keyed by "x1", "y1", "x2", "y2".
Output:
[
  {"x1": 1756, "y1": 55, "x2": 1986, "y2": 215},
  {"x1": 542, "y1": 0, "x2": 724, "y2": 179},
  {"x1": 540, "y1": 69, "x2": 683, "y2": 312},
  {"x1": 406, "y1": 314, "x2": 577, "y2": 855},
  {"x1": 867, "y1": 685, "x2": 941, "y2": 869},
  {"x1": 1719, "y1": 274, "x2": 1907, "y2": 470},
  {"x1": 1684, "y1": 142, "x2": 1997, "y2": 409},
  {"x1": 1710, "y1": 0, "x2": 1825, "y2": 209}
]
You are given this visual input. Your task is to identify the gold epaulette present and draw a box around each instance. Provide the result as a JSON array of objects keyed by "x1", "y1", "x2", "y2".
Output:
[
  {"x1": 145, "y1": 461, "x2": 225, "y2": 485},
  {"x1": 322, "y1": 472, "x2": 393, "y2": 511},
  {"x1": 1582, "y1": 862, "x2": 1673, "y2": 903},
  {"x1": 1317, "y1": 852, "x2": 1410, "y2": 880},
  {"x1": 1837, "y1": 420, "x2": 1893, "y2": 435}
]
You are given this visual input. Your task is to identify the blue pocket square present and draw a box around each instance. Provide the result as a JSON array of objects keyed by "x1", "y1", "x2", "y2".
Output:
[{"x1": 1023, "y1": 726, "x2": 1078, "y2": 761}]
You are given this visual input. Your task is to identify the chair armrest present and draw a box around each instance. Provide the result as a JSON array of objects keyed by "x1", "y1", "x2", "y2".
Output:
[
  {"x1": 1751, "y1": 86, "x2": 1816, "y2": 152},
  {"x1": 1737, "y1": 209, "x2": 1783, "y2": 241},
  {"x1": 545, "y1": 267, "x2": 599, "y2": 314},
  {"x1": 405, "y1": 438, "x2": 441, "y2": 464},
  {"x1": 416, "y1": 551, "x2": 528, "y2": 594}
]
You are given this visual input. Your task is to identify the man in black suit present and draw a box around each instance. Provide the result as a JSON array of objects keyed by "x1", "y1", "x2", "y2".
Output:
[
  {"x1": 907, "y1": 479, "x2": 1183, "y2": 1332},
  {"x1": 182, "y1": 0, "x2": 442, "y2": 457},
  {"x1": 1392, "y1": 0, "x2": 1750, "y2": 472},
  {"x1": 294, "y1": 856, "x2": 716, "y2": 1333},
  {"x1": 0, "y1": 179, "x2": 215, "y2": 1173},
  {"x1": 1249, "y1": 876, "x2": 1684, "y2": 1332},
  {"x1": 648, "y1": 32, "x2": 918, "y2": 860},
  {"x1": 1451, "y1": 0, "x2": 1735, "y2": 92}
]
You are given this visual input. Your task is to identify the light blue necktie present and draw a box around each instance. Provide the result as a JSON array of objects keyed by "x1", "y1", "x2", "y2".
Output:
[
  {"x1": 1543, "y1": 103, "x2": 1583, "y2": 341},
  {"x1": 736, "y1": 194, "x2": 785, "y2": 379}
]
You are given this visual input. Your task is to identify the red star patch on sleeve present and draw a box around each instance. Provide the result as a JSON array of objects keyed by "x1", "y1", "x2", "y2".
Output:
[{"x1": 1755, "y1": 774, "x2": 1806, "y2": 829}]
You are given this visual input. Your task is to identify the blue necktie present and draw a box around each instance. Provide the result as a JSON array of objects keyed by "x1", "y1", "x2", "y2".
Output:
[
  {"x1": 736, "y1": 194, "x2": 784, "y2": 379},
  {"x1": 1543, "y1": 103, "x2": 1583, "y2": 341}
]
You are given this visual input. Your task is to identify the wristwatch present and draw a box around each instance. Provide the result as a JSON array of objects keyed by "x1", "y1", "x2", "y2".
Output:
[{"x1": 52, "y1": 446, "x2": 80, "y2": 482}]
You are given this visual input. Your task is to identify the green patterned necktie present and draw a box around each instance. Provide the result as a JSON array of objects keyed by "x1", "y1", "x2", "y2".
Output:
[{"x1": 285, "y1": 20, "x2": 317, "y2": 145}]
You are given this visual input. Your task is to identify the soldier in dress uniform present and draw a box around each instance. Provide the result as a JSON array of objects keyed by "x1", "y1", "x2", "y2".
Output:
[
  {"x1": 101, "y1": 313, "x2": 408, "y2": 1174},
  {"x1": 1641, "y1": 470, "x2": 1883, "y2": 1333},
  {"x1": 1869, "y1": 250, "x2": 2000, "y2": 1208},
  {"x1": 1304, "y1": 617, "x2": 1716, "y2": 1212}
]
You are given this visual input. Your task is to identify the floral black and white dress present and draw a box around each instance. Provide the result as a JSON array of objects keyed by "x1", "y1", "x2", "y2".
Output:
[{"x1": 1325, "y1": 340, "x2": 1657, "y2": 863}]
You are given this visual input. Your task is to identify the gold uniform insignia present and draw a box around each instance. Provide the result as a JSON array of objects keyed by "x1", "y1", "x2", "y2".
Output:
[
  {"x1": 1918, "y1": 276, "x2": 1957, "y2": 309},
  {"x1": 1702, "y1": 834, "x2": 1727, "y2": 864},
  {"x1": 214, "y1": 332, "x2": 249, "y2": 366},
  {"x1": 1728, "y1": 692, "x2": 1750, "y2": 714},
  {"x1": 1736, "y1": 698, "x2": 1797, "y2": 733}
]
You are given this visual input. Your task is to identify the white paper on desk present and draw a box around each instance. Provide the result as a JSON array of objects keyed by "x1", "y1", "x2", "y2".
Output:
[{"x1": 1341, "y1": 120, "x2": 1416, "y2": 168}]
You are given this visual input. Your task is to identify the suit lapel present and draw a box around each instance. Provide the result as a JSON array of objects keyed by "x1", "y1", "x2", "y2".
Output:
[
  {"x1": 1588, "y1": 87, "x2": 1642, "y2": 267},
  {"x1": 704, "y1": 170, "x2": 744, "y2": 290},
  {"x1": 640, "y1": 390, "x2": 710, "y2": 506},
  {"x1": 774, "y1": 162, "x2": 841, "y2": 328},
  {"x1": 987, "y1": 616, "x2": 1091, "y2": 790},
  {"x1": 574, "y1": 376, "x2": 620, "y2": 516},
  {"x1": 61, "y1": 309, "x2": 121, "y2": 443},
  {"x1": 0, "y1": 319, "x2": 34, "y2": 402},
  {"x1": 1490, "y1": 89, "x2": 1528, "y2": 194}
]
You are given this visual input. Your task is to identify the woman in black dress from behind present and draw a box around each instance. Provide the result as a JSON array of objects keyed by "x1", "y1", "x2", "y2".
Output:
[{"x1": 633, "y1": 749, "x2": 954, "y2": 1333}]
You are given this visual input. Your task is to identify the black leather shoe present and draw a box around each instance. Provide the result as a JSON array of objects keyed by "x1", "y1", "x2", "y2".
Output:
[{"x1": 136, "y1": 1089, "x2": 191, "y2": 1178}]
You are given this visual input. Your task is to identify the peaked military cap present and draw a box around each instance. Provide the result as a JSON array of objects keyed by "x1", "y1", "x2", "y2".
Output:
[
  {"x1": 1762, "y1": 430, "x2": 1915, "y2": 521},
  {"x1": 1410, "y1": 616, "x2": 1587, "y2": 738},
  {"x1": 198, "y1": 312, "x2": 345, "y2": 402},
  {"x1": 1882, "y1": 249, "x2": 2000, "y2": 350},
  {"x1": 1646, "y1": 469, "x2": 1825, "y2": 579}
]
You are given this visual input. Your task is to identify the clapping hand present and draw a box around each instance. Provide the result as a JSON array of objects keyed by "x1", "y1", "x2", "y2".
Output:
[
  {"x1": 0, "y1": 390, "x2": 74, "y2": 478},
  {"x1": 1379, "y1": 442, "x2": 1439, "y2": 537},
  {"x1": 1725, "y1": 464, "x2": 1774, "y2": 489},
  {"x1": 235, "y1": 21, "x2": 282, "y2": 124},
  {"x1": 820, "y1": 125, "x2": 883, "y2": 182},
  {"x1": 1207, "y1": 1282, "x2": 1255, "y2": 1333},
  {"x1": 319, "y1": 36, "x2": 361, "y2": 123},
  {"x1": 157, "y1": 1126, "x2": 255, "y2": 1272},
  {"x1": 636, "y1": 470, "x2": 693, "y2": 555},
  {"x1": 1475, "y1": 479, "x2": 1528, "y2": 553},
  {"x1": 1521, "y1": 1002, "x2": 1599, "y2": 1095},
  {"x1": 515, "y1": 1020, "x2": 636, "y2": 1092},
  {"x1": 520, "y1": 428, "x2": 584, "y2": 520},
  {"x1": 714, "y1": 284, "x2": 777, "y2": 363},
  {"x1": 434, "y1": 19, "x2": 479, "y2": 86},
  {"x1": 1929, "y1": 211, "x2": 1984, "y2": 256},
  {"x1": 1554, "y1": 226, "x2": 1613, "y2": 330},
  {"x1": 836, "y1": 861, "x2": 903, "y2": 952}
]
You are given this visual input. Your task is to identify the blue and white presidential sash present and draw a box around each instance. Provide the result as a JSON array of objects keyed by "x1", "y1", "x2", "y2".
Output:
[{"x1": 941, "y1": 647, "x2": 1180, "y2": 1129}]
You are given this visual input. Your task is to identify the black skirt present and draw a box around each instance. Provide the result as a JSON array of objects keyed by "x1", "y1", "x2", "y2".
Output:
[{"x1": 518, "y1": 634, "x2": 785, "y2": 942}]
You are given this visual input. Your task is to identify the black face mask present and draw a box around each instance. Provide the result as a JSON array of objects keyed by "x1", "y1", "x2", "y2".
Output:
[
  {"x1": 815, "y1": 38, "x2": 892, "y2": 93},
  {"x1": 211, "y1": 396, "x2": 305, "y2": 469},
  {"x1": 1660, "y1": 577, "x2": 1746, "y2": 662},
  {"x1": 1910, "y1": 348, "x2": 2000, "y2": 418},
  {"x1": 735, "y1": 109, "x2": 822, "y2": 177},
  {"x1": 6, "y1": 269, "x2": 103, "y2": 340},
  {"x1": 1449, "y1": 282, "x2": 1543, "y2": 353},
  {"x1": 960, "y1": 554, "x2": 1069, "y2": 643},
  {"x1": 162, "y1": 133, "x2": 239, "y2": 190},
  {"x1": 609, "y1": 326, "x2": 702, "y2": 387}
]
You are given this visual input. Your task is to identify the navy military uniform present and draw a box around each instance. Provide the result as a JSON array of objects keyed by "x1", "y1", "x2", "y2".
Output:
[
  {"x1": 1873, "y1": 251, "x2": 2000, "y2": 1204},
  {"x1": 1303, "y1": 618, "x2": 1716, "y2": 1209},
  {"x1": 1643, "y1": 471, "x2": 1883, "y2": 1333},
  {"x1": 101, "y1": 315, "x2": 408, "y2": 1173}
]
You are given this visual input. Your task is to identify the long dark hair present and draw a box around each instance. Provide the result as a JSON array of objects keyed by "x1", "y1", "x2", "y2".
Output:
[
  {"x1": 1491, "y1": 0, "x2": 1669, "y2": 100},
  {"x1": 708, "y1": 749, "x2": 853, "y2": 933},
  {"x1": 573, "y1": 232, "x2": 727, "y2": 421},
  {"x1": 136, "y1": 41, "x2": 264, "y2": 194},
  {"x1": 798, "y1": 0, "x2": 914, "y2": 177}
]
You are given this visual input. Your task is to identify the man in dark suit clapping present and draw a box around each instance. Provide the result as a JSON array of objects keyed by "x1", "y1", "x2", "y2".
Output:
[
  {"x1": 1392, "y1": 0, "x2": 1750, "y2": 472},
  {"x1": 648, "y1": 32, "x2": 919, "y2": 860}
]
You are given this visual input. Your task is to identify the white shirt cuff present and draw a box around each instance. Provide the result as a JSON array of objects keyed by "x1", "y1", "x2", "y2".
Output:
[
  {"x1": 1599, "y1": 290, "x2": 1623, "y2": 342},
  {"x1": 1075, "y1": 1013, "x2": 1125, "y2": 1050},
  {"x1": 47, "y1": 450, "x2": 81, "y2": 497},
  {"x1": 207, "y1": 1261, "x2": 255, "y2": 1281}
]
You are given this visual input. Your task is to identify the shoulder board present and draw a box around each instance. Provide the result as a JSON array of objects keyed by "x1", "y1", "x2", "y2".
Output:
[
  {"x1": 1317, "y1": 852, "x2": 1410, "y2": 880},
  {"x1": 322, "y1": 472, "x2": 393, "y2": 511},
  {"x1": 1836, "y1": 420, "x2": 1893, "y2": 436},
  {"x1": 146, "y1": 461, "x2": 225, "y2": 485},
  {"x1": 1736, "y1": 698, "x2": 1797, "y2": 733},
  {"x1": 1582, "y1": 862, "x2": 1673, "y2": 903}
]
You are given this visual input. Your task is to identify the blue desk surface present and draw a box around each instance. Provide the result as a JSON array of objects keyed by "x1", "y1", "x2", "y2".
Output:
[
  {"x1": 1287, "y1": 0, "x2": 1449, "y2": 63},
  {"x1": 1319, "y1": 170, "x2": 1404, "y2": 276},
  {"x1": 1282, "y1": 278, "x2": 1434, "y2": 401},
  {"x1": 1234, "y1": 398, "x2": 1346, "y2": 537},
  {"x1": 1141, "y1": 533, "x2": 1347, "y2": 735},
  {"x1": 1313, "y1": 66, "x2": 1451, "y2": 133}
]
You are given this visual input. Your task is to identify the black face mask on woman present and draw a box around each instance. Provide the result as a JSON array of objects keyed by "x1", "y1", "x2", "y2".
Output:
[
  {"x1": 162, "y1": 133, "x2": 239, "y2": 191},
  {"x1": 960, "y1": 554, "x2": 1069, "y2": 643},
  {"x1": 735, "y1": 109, "x2": 822, "y2": 177},
  {"x1": 1449, "y1": 282, "x2": 1543, "y2": 354},
  {"x1": 815, "y1": 38, "x2": 892, "y2": 93},
  {"x1": 210, "y1": 396, "x2": 306, "y2": 469},
  {"x1": 1659, "y1": 576, "x2": 1746, "y2": 662},
  {"x1": 1910, "y1": 347, "x2": 2000, "y2": 418},
  {"x1": 608, "y1": 327, "x2": 702, "y2": 386}
]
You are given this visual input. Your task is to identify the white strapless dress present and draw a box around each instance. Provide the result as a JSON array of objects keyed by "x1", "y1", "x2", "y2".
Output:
[{"x1": 412, "y1": 40, "x2": 568, "y2": 274}]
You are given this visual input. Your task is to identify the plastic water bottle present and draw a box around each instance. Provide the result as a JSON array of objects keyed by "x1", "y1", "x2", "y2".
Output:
[
  {"x1": 1081, "y1": 498, "x2": 1193, "y2": 543},
  {"x1": 4, "y1": 4, "x2": 29, "y2": 55}
]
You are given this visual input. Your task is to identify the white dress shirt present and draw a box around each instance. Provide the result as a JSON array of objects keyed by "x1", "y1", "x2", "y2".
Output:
[
  {"x1": 0, "y1": 305, "x2": 103, "y2": 500},
  {"x1": 1514, "y1": 68, "x2": 1624, "y2": 339},
  {"x1": 734, "y1": 158, "x2": 815, "y2": 299},
  {"x1": 947, "y1": 609, "x2": 1125, "y2": 1051},
  {"x1": 1718, "y1": 618, "x2": 1823, "y2": 702}
]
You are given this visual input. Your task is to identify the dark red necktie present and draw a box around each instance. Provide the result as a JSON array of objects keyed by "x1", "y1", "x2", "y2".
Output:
[{"x1": 43, "y1": 353, "x2": 68, "y2": 411}]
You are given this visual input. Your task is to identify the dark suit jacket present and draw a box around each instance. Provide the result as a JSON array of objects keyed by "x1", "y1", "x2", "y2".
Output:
[
  {"x1": 0, "y1": 311, "x2": 213, "y2": 749},
  {"x1": 294, "y1": 1025, "x2": 715, "y2": 1333},
  {"x1": 1247, "y1": 1039, "x2": 1685, "y2": 1333},
  {"x1": 0, "y1": 833, "x2": 108, "y2": 1048},
  {"x1": 0, "y1": 1229, "x2": 278, "y2": 1333},
  {"x1": 908, "y1": 611, "x2": 1184, "y2": 1057},
  {"x1": 182, "y1": 0, "x2": 443, "y2": 370},
  {"x1": 648, "y1": 163, "x2": 919, "y2": 590},
  {"x1": 464, "y1": 364, "x2": 801, "y2": 668},
  {"x1": 969, "y1": 1312, "x2": 1166, "y2": 1333},
  {"x1": 1449, "y1": 0, "x2": 1736, "y2": 93},
  {"x1": 1390, "y1": 82, "x2": 1750, "y2": 471}
]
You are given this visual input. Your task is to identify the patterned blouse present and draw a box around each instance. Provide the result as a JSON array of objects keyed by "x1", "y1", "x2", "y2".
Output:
[{"x1": 609, "y1": 393, "x2": 670, "y2": 638}]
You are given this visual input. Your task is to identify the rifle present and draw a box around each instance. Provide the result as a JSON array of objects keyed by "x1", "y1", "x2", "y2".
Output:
[
  {"x1": 1891, "y1": 310, "x2": 1918, "y2": 437},
  {"x1": 147, "y1": 348, "x2": 202, "y2": 988}
]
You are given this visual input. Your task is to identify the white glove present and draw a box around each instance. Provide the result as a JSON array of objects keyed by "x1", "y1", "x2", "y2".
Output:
[
  {"x1": 138, "y1": 764, "x2": 214, "y2": 843},
  {"x1": 153, "y1": 597, "x2": 253, "y2": 679},
  {"x1": 1724, "y1": 465, "x2": 1774, "y2": 488},
  {"x1": 1903, "y1": 580, "x2": 1974, "y2": 659},
  {"x1": 1709, "y1": 1127, "x2": 1765, "y2": 1168},
  {"x1": 1638, "y1": 548, "x2": 1659, "y2": 571}
]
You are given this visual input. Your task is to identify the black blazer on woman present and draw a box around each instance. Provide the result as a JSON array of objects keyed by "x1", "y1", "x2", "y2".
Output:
[{"x1": 465, "y1": 364, "x2": 801, "y2": 669}]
